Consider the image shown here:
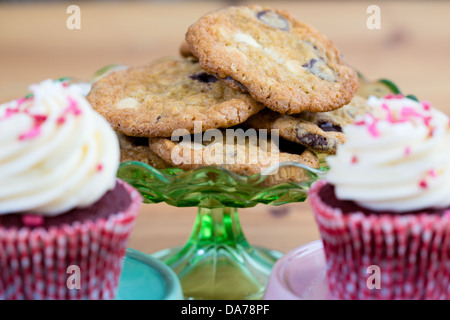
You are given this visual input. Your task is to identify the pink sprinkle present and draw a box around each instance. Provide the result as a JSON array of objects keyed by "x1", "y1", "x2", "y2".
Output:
[
  {"x1": 404, "y1": 146, "x2": 411, "y2": 156},
  {"x1": 57, "y1": 116, "x2": 66, "y2": 125},
  {"x1": 62, "y1": 82, "x2": 69, "y2": 88},
  {"x1": 4, "y1": 107, "x2": 19, "y2": 119},
  {"x1": 367, "y1": 121, "x2": 379, "y2": 137},
  {"x1": 429, "y1": 169, "x2": 437, "y2": 178},
  {"x1": 19, "y1": 127, "x2": 41, "y2": 140},
  {"x1": 16, "y1": 95, "x2": 33, "y2": 107},
  {"x1": 424, "y1": 116, "x2": 432, "y2": 127},
  {"x1": 419, "y1": 180, "x2": 428, "y2": 189},
  {"x1": 351, "y1": 156, "x2": 358, "y2": 164},
  {"x1": 385, "y1": 94, "x2": 396, "y2": 99},
  {"x1": 21, "y1": 215, "x2": 44, "y2": 227},
  {"x1": 400, "y1": 107, "x2": 423, "y2": 119},
  {"x1": 34, "y1": 114, "x2": 47, "y2": 125},
  {"x1": 97, "y1": 164, "x2": 103, "y2": 172},
  {"x1": 364, "y1": 114, "x2": 380, "y2": 137},
  {"x1": 66, "y1": 96, "x2": 82, "y2": 116},
  {"x1": 18, "y1": 114, "x2": 47, "y2": 140},
  {"x1": 396, "y1": 94, "x2": 403, "y2": 99},
  {"x1": 382, "y1": 103, "x2": 394, "y2": 122},
  {"x1": 354, "y1": 120, "x2": 366, "y2": 126},
  {"x1": 16, "y1": 97, "x2": 27, "y2": 107},
  {"x1": 422, "y1": 101, "x2": 431, "y2": 110}
]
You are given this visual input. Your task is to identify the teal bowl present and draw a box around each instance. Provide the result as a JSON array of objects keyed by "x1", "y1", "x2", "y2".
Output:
[{"x1": 116, "y1": 248, "x2": 183, "y2": 300}]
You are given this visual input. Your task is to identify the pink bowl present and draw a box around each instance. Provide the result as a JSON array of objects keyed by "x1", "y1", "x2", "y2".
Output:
[{"x1": 263, "y1": 240, "x2": 332, "y2": 300}]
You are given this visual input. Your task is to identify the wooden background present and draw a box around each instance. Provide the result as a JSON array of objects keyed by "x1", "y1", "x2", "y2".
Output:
[{"x1": 1, "y1": 1, "x2": 449, "y2": 256}]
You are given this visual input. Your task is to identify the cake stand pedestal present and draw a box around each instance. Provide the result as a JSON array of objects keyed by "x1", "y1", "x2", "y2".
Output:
[
  {"x1": 117, "y1": 161, "x2": 324, "y2": 300},
  {"x1": 152, "y1": 207, "x2": 283, "y2": 300}
]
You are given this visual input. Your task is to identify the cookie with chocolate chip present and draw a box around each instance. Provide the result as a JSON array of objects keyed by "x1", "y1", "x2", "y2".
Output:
[
  {"x1": 117, "y1": 132, "x2": 171, "y2": 169},
  {"x1": 299, "y1": 95, "x2": 370, "y2": 131},
  {"x1": 186, "y1": 5, "x2": 359, "y2": 114},
  {"x1": 87, "y1": 57, "x2": 264, "y2": 138},
  {"x1": 245, "y1": 95, "x2": 370, "y2": 154},
  {"x1": 148, "y1": 129, "x2": 319, "y2": 185}
]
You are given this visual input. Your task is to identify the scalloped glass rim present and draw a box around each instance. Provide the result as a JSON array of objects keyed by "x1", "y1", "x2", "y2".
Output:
[
  {"x1": 119, "y1": 160, "x2": 326, "y2": 184},
  {"x1": 117, "y1": 161, "x2": 328, "y2": 208}
]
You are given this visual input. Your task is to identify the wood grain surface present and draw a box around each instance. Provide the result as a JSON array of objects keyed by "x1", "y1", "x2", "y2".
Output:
[{"x1": 1, "y1": 1, "x2": 449, "y2": 255}]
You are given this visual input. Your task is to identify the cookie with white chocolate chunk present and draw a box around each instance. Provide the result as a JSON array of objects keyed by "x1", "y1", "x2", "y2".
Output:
[
  {"x1": 186, "y1": 5, "x2": 359, "y2": 114},
  {"x1": 87, "y1": 57, "x2": 264, "y2": 138}
]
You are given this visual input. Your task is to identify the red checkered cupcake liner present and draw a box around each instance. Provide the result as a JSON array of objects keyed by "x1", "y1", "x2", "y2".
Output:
[
  {"x1": 309, "y1": 180, "x2": 450, "y2": 300},
  {"x1": 0, "y1": 179, "x2": 142, "y2": 300}
]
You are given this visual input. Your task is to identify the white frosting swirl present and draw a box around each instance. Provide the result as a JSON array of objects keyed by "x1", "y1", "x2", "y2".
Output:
[
  {"x1": 0, "y1": 79, "x2": 119, "y2": 216},
  {"x1": 326, "y1": 96, "x2": 450, "y2": 212}
]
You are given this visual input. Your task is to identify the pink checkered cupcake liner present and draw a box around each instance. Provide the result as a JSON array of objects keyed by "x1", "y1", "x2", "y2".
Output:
[
  {"x1": 0, "y1": 179, "x2": 141, "y2": 300},
  {"x1": 309, "y1": 180, "x2": 450, "y2": 300}
]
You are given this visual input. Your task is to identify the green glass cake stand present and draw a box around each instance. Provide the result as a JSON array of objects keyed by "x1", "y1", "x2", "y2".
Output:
[
  {"x1": 117, "y1": 161, "x2": 326, "y2": 300},
  {"x1": 112, "y1": 70, "x2": 405, "y2": 300}
]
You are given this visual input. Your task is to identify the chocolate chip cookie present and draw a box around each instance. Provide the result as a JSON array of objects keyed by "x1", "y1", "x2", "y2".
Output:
[
  {"x1": 148, "y1": 129, "x2": 319, "y2": 185},
  {"x1": 245, "y1": 95, "x2": 370, "y2": 154},
  {"x1": 116, "y1": 132, "x2": 171, "y2": 169},
  {"x1": 87, "y1": 57, "x2": 264, "y2": 138},
  {"x1": 186, "y1": 5, "x2": 359, "y2": 114},
  {"x1": 299, "y1": 95, "x2": 370, "y2": 130}
]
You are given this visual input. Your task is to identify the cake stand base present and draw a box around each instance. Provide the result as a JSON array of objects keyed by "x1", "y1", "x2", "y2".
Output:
[{"x1": 151, "y1": 207, "x2": 283, "y2": 300}]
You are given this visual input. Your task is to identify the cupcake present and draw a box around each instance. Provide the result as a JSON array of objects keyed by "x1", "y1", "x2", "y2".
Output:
[
  {"x1": 0, "y1": 80, "x2": 142, "y2": 299},
  {"x1": 309, "y1": 95, "x2": 450, "y2": 300}
]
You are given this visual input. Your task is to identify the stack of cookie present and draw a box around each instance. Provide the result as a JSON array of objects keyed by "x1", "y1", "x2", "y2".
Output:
[{"x1": 87, "y1": 5, "x2": 366, "y2": 184}]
